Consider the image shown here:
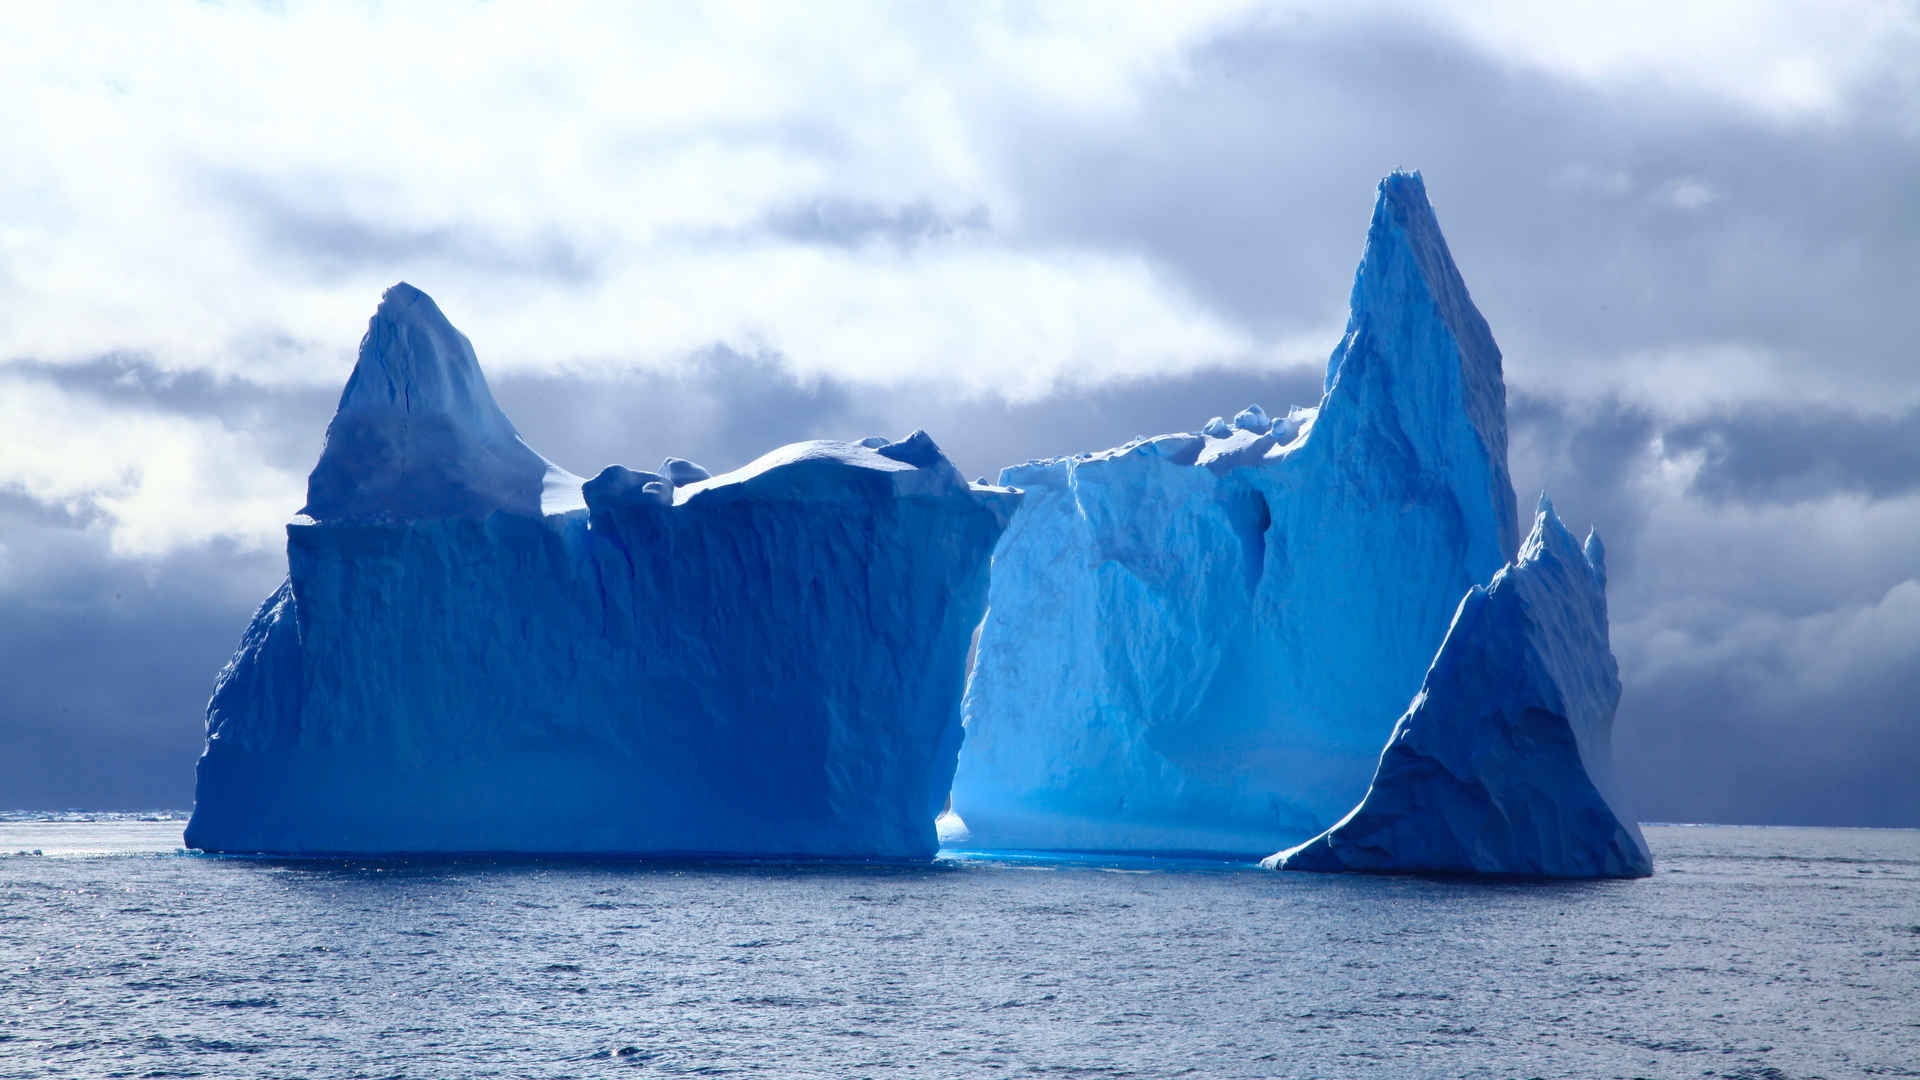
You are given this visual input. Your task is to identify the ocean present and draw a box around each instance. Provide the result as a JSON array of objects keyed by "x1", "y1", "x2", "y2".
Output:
[{"x1": 2, "y1": 820, "x2": 1914, "y2": 1079}]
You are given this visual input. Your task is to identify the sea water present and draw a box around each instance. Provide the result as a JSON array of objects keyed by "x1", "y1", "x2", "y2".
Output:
[{"x1": 1, "y1": 819, "x2": 1914, "y2": 1079}]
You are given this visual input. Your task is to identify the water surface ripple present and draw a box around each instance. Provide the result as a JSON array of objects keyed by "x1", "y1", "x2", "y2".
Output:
[{"x1": 2, "y1": 822, "x2": 1914, "y2": 1079}]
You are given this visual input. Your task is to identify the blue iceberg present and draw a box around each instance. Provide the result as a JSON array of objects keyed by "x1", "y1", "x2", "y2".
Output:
[
  {"x1": 185, "y1": 284, "x2": 1017, "y2": 858},
  {"x1": 1268, "y1": 497, "x2": 1653, "y2": 878},
  {"x1": 951, "y1": 172, "x2": 1523, "y2": 855}
]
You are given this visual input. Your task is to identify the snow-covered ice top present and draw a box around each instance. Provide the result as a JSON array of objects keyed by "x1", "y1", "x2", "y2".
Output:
[
  {"x1": 302, "y1": 283, "x2": 585, "y2": 523},
  {"x1": 301, "y1": 283, "x2": 1008, "y2": 527},
  {"x1": 1266, "y1": 495, "x2": 1653, "y2": 878},
  {"x1": 675, "y1": 430, "x2": 1002, "y2": 506}
]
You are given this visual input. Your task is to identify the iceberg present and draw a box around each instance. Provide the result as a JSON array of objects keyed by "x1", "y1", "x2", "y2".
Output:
[
  {"x1": 951, "y1": 172, "x2": 1522, "y2": 855},
  {"x1": 1267, "y1": 498, "x2": 1653, "y2": 878},
  {"x1": 185, "y1": 284, "x2": 1017, "y2": 858}
]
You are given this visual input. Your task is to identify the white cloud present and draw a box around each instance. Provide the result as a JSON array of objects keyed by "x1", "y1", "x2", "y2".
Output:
[
  {"x1": 0, "y1": 1, "x2": 1269, "y2": 395},
  {"x1": 0, "y1": 375, "x2": 304, "y2": 556},
  {"x1": 2, "y1": 2, "x2": 1910, "y2": 397},
  {"x1": 1, "y1": 2, "x2": 1913, "y2": 557},
  {"x1": 1553, "y1": 163, "x2": 1636, "y2": 198},
  {"x1": 1393, "y1": 0, "x2": 1920, "y2": 123},
  {"x1": 1661, "y1": 178, "x2": 1719, "y2": 210}
]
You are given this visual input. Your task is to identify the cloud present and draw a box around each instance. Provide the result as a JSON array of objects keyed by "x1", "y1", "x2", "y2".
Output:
[
  {"x1": 757, "y1": 199, "x2": 992, "y2": 251},
  {"x1": 208, "y1": 167, "x2": 602, "y2": 286},
  {"x1": 0, "y1": 1, "x2": 1272, "y2": 393},
  {"x1": 984, "y1": 14, "x2": 1920, "y2": 418},
  {"x1": 1664, "y1": 404, "x2": 1920, "y2": 504},
  {"x1": 1395, "y1": 0, "x2": 1920, "y2": 122},
  {"x1": 1505, "y1": 393, "x2": 1920, "y2": 825},
  {"x1": 0, "y1": 372, "x2": 307, "y2": 556},
  {"x1": 5, "y1": 2, "x2": 1913, "y2": 409},
  {"x1": 0, "y1": 504, "x2": 284, "y2": 809}
]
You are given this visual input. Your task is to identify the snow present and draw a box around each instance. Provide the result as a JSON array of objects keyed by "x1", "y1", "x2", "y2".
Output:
[
  {"x1": 186, "y1": 285, "x2": 1017, "y2": 858},
  {"x1": 1232, "y1": 404, "x2": 1271, "y2": 434},
  {"x1": 660, "y1": 457, "x2": 711, "y2": 486},
  {"x1": 951, "y1": 172, "x2": 1523, "y2": 855},
  {"x1": 1266, "y1": 497, "x2": 1653, "y2": 878}
]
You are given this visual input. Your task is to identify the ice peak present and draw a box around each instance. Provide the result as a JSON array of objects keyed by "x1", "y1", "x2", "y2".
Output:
[
  {"x1": 1583, "y1": 527, "x2": 1607, "y2": 586},
  {"x1": 1321, "y1": 170, "x2": 1519, "y2": 561},
  {"x1": 335, "y1": 283, "x2": 513, "y2": 434},
  {"x1": 302, "y1": 284, "x2": 583, "y2": 523},
  {"x1": 1518, "y1": 492, "x2": 1586, "y2": 572}
]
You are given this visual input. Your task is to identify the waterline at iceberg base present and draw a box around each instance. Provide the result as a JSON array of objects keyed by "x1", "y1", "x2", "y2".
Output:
[{"x1": 185, "y1": 284, "x2": 1018, "y2": 859}]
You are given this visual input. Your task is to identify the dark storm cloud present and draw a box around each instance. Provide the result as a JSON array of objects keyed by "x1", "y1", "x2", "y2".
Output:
[
  {"x1": 207, "y1": 167, "x2": 599, "y2": 284},
  {"x1": 1665, "y1": 405, "x2": 1920, "y2": 504},
  {"x1": 1622, "y1": 633, "x2": 1920, "y2": 828},
  {"x1": 1, "y1": 354, "x2": 341, "y2": 487},
  {"x1": 1499, "y1": 393, "x2": 1920, "y2": 827},
  {"x1": 991, "y1": 16, "x2": 1920, "y2": 397},
  {"x1": 0, "y1": 509, "x2": 283, "y2": 810}
]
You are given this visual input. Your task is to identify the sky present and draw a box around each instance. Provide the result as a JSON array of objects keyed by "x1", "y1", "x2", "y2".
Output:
[{"x1": 2, "y1": 2, "x2": 1916, "y2": 825}]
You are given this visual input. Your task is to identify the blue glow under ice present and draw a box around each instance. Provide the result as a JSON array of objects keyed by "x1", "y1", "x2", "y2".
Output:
[{"x1": 951, "y1": 173, "x2": 1527, "y2": 855}]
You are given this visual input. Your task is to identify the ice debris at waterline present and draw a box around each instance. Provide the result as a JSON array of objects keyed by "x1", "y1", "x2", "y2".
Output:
[
  {"x1": 185, "y1": 283, "x2": 1018, "y2": 858},
  {"x1": 1268, "y1": 498, "x2": 1653, "y2": 878},
  {"x1": 952, "y1": 171, "x2": 1525, "y2": 856}
]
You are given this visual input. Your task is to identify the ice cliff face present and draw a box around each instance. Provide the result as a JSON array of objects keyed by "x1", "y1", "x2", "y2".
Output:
[
  {"x1": 951, "y1": 172, "x2": 1522, "y2": 854},
  {"x1": 186, "y1": 284, "x2": 1017, "y2": 858},
  {"x1": 1267, "y1": 498, "x2": 1653, "y2": 879}
]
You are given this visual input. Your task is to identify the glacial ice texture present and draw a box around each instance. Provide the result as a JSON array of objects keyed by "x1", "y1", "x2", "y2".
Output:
[
  {"x1": 1268, "y1": 499, "x2": 1653, "y2": 878},
  {"x1": 186, "y1": 285, "x2": 1016, "y2": 858},
  {"x1": 952, "y1": 172, "x2": 1521, "y2": 855}
]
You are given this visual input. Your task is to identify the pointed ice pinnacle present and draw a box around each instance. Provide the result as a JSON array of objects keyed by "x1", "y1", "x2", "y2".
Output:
[
  {"x1": 952, "y1": 171, "x2": 1528, "y2": 854},
  {"x1": 1582, "y1": 527, "x2": 1608, "y2": 590},
  {"x1": 1268, "y1": 497, "x2": 1650, "y2": 878},
  {"x1": 1324, "y1": 171, "x2": 1519, "y2": 561},
  {"x1": 302, "y1": 283, "x2": 584, "y2": 523}
]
